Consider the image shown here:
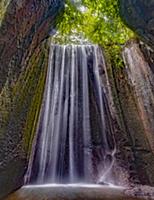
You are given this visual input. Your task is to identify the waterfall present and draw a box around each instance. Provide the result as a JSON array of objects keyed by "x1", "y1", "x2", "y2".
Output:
[{"x1": 25, "y1": 45, "x2": 116, "y2": 185}]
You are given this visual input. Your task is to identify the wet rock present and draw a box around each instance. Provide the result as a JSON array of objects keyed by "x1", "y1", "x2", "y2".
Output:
[
  {"x1": 106, "y1": 39, "x2": 154, "y2": 186},
  {"x1": 97, "y1": 181, "x2": 110, "y2": 186},
  {"x1": 123, "y1": 40, "x2": 154, "y2": 153},
  {"x1": 0, "y1": 0, "x2": 64, "y2": 199},
  {"x1": 5, "y1": 185, "x2": 146, "y2": 200},
  {"x1": 124, "y1": 185, "x2": 154, "y2": 199}
]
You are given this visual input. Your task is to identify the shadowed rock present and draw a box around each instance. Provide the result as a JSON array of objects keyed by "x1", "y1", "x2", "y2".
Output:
[
  {"x1": 119, "y1": 0, "x2": 154, "y2": 49},
  {"x1": 0, "y1": 0, "x2": 64, "y2": 91},
  {"x1": 0, "y1": 0, "x2": 64, "y2": 199}
]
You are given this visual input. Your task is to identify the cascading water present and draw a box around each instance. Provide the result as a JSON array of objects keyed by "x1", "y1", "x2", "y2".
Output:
[{"x1": 25, "y1": 45, "x2": 116, "y2": 185}]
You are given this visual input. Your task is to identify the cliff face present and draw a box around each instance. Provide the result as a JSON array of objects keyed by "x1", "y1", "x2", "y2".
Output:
[
  {"x1": 118, "y1": 0, "x2": 154, "y2": 186},
  {"x1": 0, "y1": 0, "x2": 64, "y2": 199},
  {"x1": 0, "y1": 0, "x2": 64, "y2": 91},
  {"x1": 123, "y1": 41, "x2": 154, "y2": 154},
  {"x1": 107, "y1": 40, "x2": 154, "y2": 186},
  {"x1": 119, "y1": 0, "x2": 154, "y2": 49}
]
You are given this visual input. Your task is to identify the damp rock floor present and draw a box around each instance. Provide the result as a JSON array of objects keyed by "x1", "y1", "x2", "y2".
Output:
[{"x1": 5, "y1": 184, "x2": 154, "y2": 200}]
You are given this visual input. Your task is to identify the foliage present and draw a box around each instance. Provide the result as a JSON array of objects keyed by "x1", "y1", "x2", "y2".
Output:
[{"x1": 53, "y1": 0, "x2": 135, "y2": 67}]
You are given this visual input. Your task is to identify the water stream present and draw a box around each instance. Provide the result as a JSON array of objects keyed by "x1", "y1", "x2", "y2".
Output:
[{"x1": 25, "y1": 45, "x2": 116, "y2": 185}]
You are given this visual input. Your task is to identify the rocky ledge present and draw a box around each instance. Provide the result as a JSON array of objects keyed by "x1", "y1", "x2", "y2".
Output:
[{"x1": 6, "y1": 185, "x2": 153, "y2": 200}]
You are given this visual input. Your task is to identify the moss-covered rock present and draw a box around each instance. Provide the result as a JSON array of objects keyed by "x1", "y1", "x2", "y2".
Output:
[
  {"x1": 0, "y1": 0, "x2": 64, "y2": 91},
  {"x1": 0, "y1": 0, "x2": 11, "y2": 24},
  {"x1": 0, "y1": 41, "x2": 49, "y2": 200},
  {"x1": 0, "y1": 0, "x2": 64, "y2": 199}
]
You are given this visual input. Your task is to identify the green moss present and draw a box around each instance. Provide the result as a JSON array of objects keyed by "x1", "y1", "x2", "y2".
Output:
[
  {"x1": 11, "y1": 43, "x2": 49, "y2": 154},
  {"x1": 23, "y1": 50, "x2": 48, "y2": 154},
  {"x1": 0, "y1": 41, "x2": 49, "y2": 161},
  {"x1": 0, "y1": 81, "x2": 12, "y2": 134},
  {"x1": 0, "y1": 0, "x2": 11, "y2": 25}
]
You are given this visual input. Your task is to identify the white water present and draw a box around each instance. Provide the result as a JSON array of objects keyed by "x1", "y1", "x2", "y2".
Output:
[
  {"x1": 23, "y1": 183, "x2": 123, "y2": 189},
  {"x1": 25, "y1": 45, "x2": 116, "y2": 185}
]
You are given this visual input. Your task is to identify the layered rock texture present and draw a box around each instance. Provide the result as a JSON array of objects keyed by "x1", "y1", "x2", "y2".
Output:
[
  {"x1": 0, "y1": 0, "x2": 64, "y2": 199},
  {"x1": 119, "y1": 0, "x2": 154, "y2": 49},
  {"x1": 107, "y1": 40, "x2": 154, "y2": 186}
]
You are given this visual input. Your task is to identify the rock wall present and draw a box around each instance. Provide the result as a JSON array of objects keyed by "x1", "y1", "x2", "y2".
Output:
[
  {"x1": 123, "y1": 41, "x2": 154, "y2": 153},
  {"x1": 119, "y1": 0, "x2": 154, "y2": 49},
  {"x1": 107, "y1": 39, "x2": 154, "y2": 186},
  {"x1": 1, "y1": 0, "x2": 154, "y2": 197},
  {"x1": 0, "y1": 0, "x2": 64, "y2": 199},
  {"x1": 0, "y1": 0, "x2": 64, "y2": 92}
]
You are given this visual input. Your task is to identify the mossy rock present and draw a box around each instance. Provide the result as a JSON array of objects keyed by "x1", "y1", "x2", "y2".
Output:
[{"x1": 0, "y1": 0, "x2": 64, "y2": 199}]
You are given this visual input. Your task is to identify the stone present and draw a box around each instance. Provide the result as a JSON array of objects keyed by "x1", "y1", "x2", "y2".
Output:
[
  {"x1": 0, "y1": 0, "x2": 64, "y2": 199},
  {"x1": 119, "y1": 0, "x2": 154, "y2": 49},
  {"x1": 5, "y1": 185, "x2": 148, "y2": 200},
  {"x1": 106, "y1": 39, "x2": 154, "y2": 186}
]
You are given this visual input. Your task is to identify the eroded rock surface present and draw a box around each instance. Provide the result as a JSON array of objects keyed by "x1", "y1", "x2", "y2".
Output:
[
  {"x1": 0, "y1": 0, "x2": 64, "y2": 91},
  {"x1": 107, "y1": 39, "x2": 154, "y2": 186},
  {"x1": 0, "y1": 0, "x2": 64, "y2": 199}
]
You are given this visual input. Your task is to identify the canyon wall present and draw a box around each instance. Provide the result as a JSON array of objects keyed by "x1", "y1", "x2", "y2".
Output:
[
  {"x1": 107, "y1": 40, "x2": 154, "y2": 186},
  {"x1": 0, "y1": 0, "x2": 64, "y2": 199},
  {"x1": 1, "y1": 0, "x2": 154, "y2": 198}
]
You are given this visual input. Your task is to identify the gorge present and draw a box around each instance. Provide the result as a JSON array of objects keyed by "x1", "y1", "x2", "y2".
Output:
[{"x1": 1, "y1": 0, "x2": 154, "y2": 200}]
